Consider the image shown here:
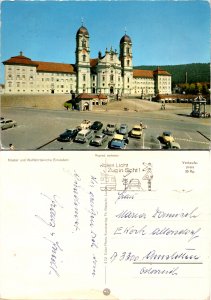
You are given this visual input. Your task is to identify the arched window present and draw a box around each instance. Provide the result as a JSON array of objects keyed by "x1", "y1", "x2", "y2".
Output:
[
  {"x1": 83, "y1": 55, "x2": 86, "y2": 62},
  {"x1": 82, "y1": 39, "x2": 86, "y2": 47}
]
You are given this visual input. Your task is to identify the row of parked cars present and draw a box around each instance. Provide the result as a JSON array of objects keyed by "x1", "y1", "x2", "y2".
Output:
[
  {"x1": 1, "y1": 116, "x2": 180, "y2": 150},
  {"x1": 57, "y1": 120, "x2": 147, "y2": 149},
  {"x1": 57, "y1": 120, "x2": 181, "y2": 150}
]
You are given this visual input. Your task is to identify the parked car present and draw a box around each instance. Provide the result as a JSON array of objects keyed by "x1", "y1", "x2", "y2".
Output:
[
  {"x1": 163, "y1": 141, "x2": 181, "y2": 149},
  {"x1": 103, "y1": 123, "x2": 117, "y2": 136},
  {"x1": 80, "y1": 120, "x2": 92, "y2": 130},
  {"x1": 0, "y1": 119, "x2": 17, "y2": 130},
  {"x1": 90, "y1": 133, "x2": 108, "y2": 146},
  {"x1": 118, "y1": 124, "x2": 129, "y2": 137},
  {"x1": 74, "y1": 129, "x2": 94, "y2": 143},
  {"x1": 57, "y1": 128, "x2": 79, "y2": 142},
  {"x1": 129, "y1": 125, "x2": 142, "y2": 139},
  {"x1": 90, "y1": 121, "x2": 103, "y2": 132},
  {"x1": 108, "y1": 134, "x2": 129, "y2": 150},
  {"x1": 161, "y1": 131, "x2": 175, "y2": 144}
]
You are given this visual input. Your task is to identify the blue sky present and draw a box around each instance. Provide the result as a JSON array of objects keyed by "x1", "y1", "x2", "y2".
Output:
[{"x1": 0, "y1": 0, "x2": 210, "y2": 83}]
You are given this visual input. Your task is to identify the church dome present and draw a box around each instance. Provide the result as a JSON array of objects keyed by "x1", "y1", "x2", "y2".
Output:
[
  {"x1": 120, "y1": 34, "x2": 132, "y2": 43},
  {"x1": 76, "y1": 26, "x2": 89, "y2": 36}
]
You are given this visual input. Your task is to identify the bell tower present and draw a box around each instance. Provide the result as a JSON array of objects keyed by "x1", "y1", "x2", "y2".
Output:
[
  {"x1": 119, "y1": 32, "x2": 133, "y2": 95},
  {"x1": 75, "y1": 23, "x2": 91, "y2": 93}
]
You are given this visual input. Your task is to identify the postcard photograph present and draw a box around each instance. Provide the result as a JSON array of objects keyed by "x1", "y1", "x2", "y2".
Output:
[{"x1": 0, "y1": 0, "x2": 210, "y2": 151}]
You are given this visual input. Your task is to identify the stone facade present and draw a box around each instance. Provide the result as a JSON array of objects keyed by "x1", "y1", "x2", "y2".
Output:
[{"x1": 2, "y1": 26, "x2": 172, "y2": 97}]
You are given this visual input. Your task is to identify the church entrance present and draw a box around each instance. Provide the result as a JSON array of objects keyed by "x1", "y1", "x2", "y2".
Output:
[
  {"x1": 83, "y1": 102, "x2": 89, "y2": 111},
  {"x1": 110, "y1": 86, "x2": 114, "y2": 94}
]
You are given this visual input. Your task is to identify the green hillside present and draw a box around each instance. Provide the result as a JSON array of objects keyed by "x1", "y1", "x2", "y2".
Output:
[{"x1": 134, "y1": 63, "x2": 210, "y2": 85}]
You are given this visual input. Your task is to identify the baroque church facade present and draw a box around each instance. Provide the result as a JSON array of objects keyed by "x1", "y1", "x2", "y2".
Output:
[{"x1": 3, "y1": 25, "x2": 172, "y2": 96}]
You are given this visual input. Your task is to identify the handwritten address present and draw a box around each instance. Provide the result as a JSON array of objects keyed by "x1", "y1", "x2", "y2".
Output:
[{"x1": 35, "y1": 193, "x2": 63, "y2": 277}]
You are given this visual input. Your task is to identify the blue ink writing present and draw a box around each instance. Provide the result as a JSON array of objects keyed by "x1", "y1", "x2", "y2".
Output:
[
  {"x1": 73, "y1": 170, "x2": 81, "y2": 232},
  {"x1": 43, "y1": 237, "x2": 63, "y2": 277},
  {"x1": 35, "y1": 193, "x2": 63, "y2": 227}
]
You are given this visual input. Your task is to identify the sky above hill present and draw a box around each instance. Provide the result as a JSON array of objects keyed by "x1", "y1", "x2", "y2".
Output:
[{"x1": 0, "y1": 0, "x2": 210, "y2": 83}]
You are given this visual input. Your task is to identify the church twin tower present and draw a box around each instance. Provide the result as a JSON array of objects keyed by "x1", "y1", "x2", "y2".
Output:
[{"x1": 75, "y1": 25, "x2": 133, "y2": 95}]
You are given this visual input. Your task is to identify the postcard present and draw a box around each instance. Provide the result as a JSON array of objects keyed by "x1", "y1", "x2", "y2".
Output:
[
  {"x1": 0, "y1": 1, "x2": 211, "y2": 300},
  {"x1": 0, "y1": 150, "x2": 210, "y2": 300},
  {"x1": 0, "y1": 1, "x2": 210, "y2": 151}
]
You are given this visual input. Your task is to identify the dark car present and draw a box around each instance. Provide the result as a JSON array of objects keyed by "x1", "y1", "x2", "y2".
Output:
[
  {"x1": 90, "y1": 121, "x2": 103, "y2": 132},
  {"x1": 57, "y1": 128, "x2": 79, "y2": 142}
]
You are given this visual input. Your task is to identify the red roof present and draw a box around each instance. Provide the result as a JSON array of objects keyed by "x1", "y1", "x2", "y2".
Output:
[
  {"x1": 3, "y1": 54, "x2": 38, "y2": 66},
  {"x1": 76, "y1": 93, "x2": 107, "y2": 100},
  {"x1": 153, "y1": 68, "x2": 171, "y2": 76},
  {"x1": 3, "y1": 53, "x2": 75, "y2": 74},
  {"x1": 156, "y1": 94, "x2": 197, "y2": 99},
  {"x1": 98, "y1": 93, "x2": 107, "y2": 99},
  {"x1": 133, "y1": 68, "x2": 171, "y2": 77},
  {"x1": 77, "y1": 93, "x2": 95, "y2": 100},
  {"x1": 34, "y1": 61, "x2": 75, "y2": 73},
  {"x1": 133, "y1": 69, "x2": 154, "y2": 78},
  {"x1": 90, "y1": 58, "x2": 98, "y2": 67}
]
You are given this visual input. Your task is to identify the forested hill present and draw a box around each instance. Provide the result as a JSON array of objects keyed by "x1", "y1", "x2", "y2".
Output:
[{"x1": 133, "y1": 63, "x2": 210, "y2": 85}]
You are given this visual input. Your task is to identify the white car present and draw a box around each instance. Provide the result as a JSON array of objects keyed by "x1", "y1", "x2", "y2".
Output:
[
  {"x1": 1, "y1": 119, "x2": 17, "y2": 130},
  {"x1": 80, "y1": 120, "x2": 91, "y2": 130}
]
